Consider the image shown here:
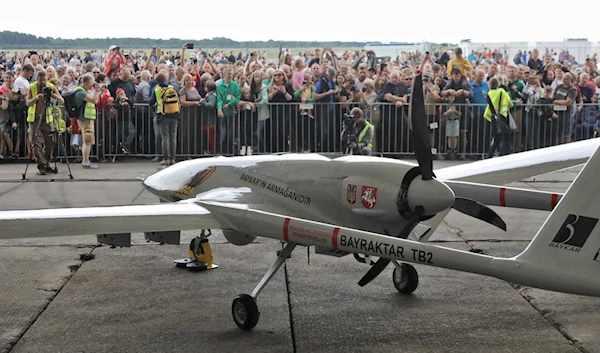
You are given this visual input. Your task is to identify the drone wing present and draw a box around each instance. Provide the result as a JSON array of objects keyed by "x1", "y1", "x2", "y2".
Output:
[
  {"x1": 0, "y1": 202, "x2": 223, "y2": 240},
  {"x1": 434, "y1": 138, "x2": 600, "y2": 185}
]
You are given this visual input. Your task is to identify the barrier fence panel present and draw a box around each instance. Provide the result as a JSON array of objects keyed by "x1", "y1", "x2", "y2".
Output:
[{"x1": 1, "y1": 102, "x2": 598, "y2": 162}]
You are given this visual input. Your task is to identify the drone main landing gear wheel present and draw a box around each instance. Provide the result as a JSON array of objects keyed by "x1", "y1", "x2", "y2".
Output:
[
  {"x1": 231, "y1": 242, "x2": 296, "y2": 330},
  {"x1": 232, "y1": 294, "x2": 260, "y2": 330},
  {"x1": 392, "y1": 262, "x2": 419, "y2": 294}
]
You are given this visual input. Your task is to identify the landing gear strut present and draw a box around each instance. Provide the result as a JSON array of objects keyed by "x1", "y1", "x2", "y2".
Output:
[
  {"x1": 232, "y1": 243, "x2": 296, "y2": 330},
  {"x1": 392, "y1": 260, "x2": 419, "y2": 294},
  {"x1": 174, "y1": 229, "x2": 218, "y2": 271}
]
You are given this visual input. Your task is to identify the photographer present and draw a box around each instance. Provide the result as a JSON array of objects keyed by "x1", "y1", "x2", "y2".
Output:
[
  {"x1": 25, "y1": 70, "x2": 64, "y2": 175},
  {"x1": 341, "y1": 107, "x2": 373, "y2": 155},
  {"x1": 73, "y1": 74, "x2": 103, "y2": 169}
]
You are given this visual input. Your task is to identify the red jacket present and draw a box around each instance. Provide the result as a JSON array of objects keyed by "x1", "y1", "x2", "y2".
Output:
[{"x1": 103, "y1": 53, "x2": 126, "y2": 75}]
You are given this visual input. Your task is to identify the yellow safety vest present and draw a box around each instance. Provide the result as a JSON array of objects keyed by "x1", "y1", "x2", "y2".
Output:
[
  {"x1": 27, "y1": 82, "x2": 55, "y2": 123},
  {"x1": 357, "y1": 121, "x2": 373, "y2": 149},
  {"x1": 483, "y1": 88, "x2": 511, "y2": 122},
  {"x1": 73, "y1": 86, "x2": 97, "y2": 120}
]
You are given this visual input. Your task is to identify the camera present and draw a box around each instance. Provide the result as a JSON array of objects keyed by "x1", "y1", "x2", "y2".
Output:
[
  {"x1": 42, "y1": 86, "x2": 53, "y2": 104},
  {"x1": 94, "y1": 82, "x2": 108, "y2": 89},
  {"x1": 343, "y1": 113, "x2": 357, "y2": 153},
  {"x1": 187, "y1": 43, "x2": 194, "y2": 49}
]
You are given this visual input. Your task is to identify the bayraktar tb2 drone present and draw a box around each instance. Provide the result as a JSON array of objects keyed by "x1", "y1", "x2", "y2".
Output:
[{"x1": 1, "y1": 73, "x2": 599, "y2": 330}]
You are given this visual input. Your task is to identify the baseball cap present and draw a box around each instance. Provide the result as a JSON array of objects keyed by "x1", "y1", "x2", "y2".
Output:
[{"x1": 109, "y1": 45, "x2": 117, "y2": 50}]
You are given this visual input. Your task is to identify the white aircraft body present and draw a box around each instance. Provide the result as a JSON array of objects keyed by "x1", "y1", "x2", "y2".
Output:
[{"x1": 1, "y1": 74, "x2": 600, "y2": 331}]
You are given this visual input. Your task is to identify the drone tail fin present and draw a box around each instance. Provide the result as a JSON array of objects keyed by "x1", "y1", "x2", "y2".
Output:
[{"x1": 491, "y1": 144, "x2": 600, "y2": 296}]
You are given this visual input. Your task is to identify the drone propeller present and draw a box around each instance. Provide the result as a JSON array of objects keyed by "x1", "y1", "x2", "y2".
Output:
[
  {"x1": 356, "y1": 72, "x2": 506, "y2": 288},
  {"x1": 410, "y1": 72, "x2": 434, "y2": 181},
  {"x1": 452, "y1": 197, "x2": 507, "y2": 231}
]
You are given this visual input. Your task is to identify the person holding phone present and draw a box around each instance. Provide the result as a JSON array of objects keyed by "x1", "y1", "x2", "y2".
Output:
[{"x1": 103, "y1": 45, "x2": 125, "y2": 75}]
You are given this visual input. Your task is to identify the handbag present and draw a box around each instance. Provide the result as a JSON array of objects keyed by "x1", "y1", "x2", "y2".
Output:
[
  {"x1": 508, "y1": 111, "x2": 517, "y2": 131},
  {"x1": 70, "y1": 134, "x2": 82, "y2": 150}
]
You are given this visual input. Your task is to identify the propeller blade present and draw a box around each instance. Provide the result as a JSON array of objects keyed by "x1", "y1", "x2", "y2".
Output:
[
  {"x1": 453, "y1": 197, "x2": 507, "y2": 231},
  {"x1": 357, "y1": 207, "x2": 425, "y2": 287},
  {"x1": 357, "y1": 258, "x2": 391, "y2": 287},
  {"x1": 410, "y1": 73, "x2": 433, "y2": 180}
]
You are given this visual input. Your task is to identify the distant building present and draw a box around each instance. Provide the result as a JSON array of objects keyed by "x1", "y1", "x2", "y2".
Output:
[
  {"x1": 460, "y1": 39, "x2": 598, "y2": 63},
  {"x1": 363, "y1": 42, "x2": 455, "y2": 61},
  {"x1": 364, "y1": 39, "x2": 599, "y2": 64}
]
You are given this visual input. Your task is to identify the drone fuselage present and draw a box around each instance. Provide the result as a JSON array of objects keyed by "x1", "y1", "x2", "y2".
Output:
[{"x1": 143, "y1": 154, "x2": 453, "y2": 239}]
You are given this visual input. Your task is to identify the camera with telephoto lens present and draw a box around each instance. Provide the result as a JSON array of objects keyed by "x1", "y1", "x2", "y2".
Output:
[
  {"x1": 343, "y1": 113, "x2": 357, "y2": 151},
  {"x1": 42, "y1": 86, "x2": 53, "y2": 105}
]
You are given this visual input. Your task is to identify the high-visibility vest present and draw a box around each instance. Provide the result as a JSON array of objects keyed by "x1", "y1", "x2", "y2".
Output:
[
  {"x1": 73, "y1": 86, "x2": 97, "y2": 120},
  {"x1": 27, "y1": 82, "x2": 55, "y2": 123},
  {"x1": 357, "y1": 121, "x2": 373, "y2": 149}
]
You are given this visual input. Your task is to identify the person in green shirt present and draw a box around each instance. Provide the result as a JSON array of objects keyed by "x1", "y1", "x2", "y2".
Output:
[{"x1": 216, "y1": 66, "x2": 240, "y2": 154}]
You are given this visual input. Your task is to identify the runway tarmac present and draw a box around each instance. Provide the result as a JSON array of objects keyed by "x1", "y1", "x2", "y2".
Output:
[{"x1": 0, "y1": 158, "x2": 598, "y2": 353}]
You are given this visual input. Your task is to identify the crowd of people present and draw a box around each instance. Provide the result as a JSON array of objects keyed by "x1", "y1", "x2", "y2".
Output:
[{"x1": 0, "y1": 44, "x2": 598, "y2": 173}]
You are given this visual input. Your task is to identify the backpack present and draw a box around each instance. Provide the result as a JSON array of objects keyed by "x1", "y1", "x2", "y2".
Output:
[
  {"x1": 161, "y1": 86, "x2": 180, "y2": 114},
  {"x1": 62, "y1": 90, "x2": 84, "y2": 119}
]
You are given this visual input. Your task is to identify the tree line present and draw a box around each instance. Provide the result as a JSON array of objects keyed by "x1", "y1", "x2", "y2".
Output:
[{"x1": 0, "y1": 31, "x2": 370, "y2": 50}]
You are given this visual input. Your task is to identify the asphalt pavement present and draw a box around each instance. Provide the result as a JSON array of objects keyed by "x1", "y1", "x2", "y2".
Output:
[{"x1": 0, "y1": 157, "x2": 597, "y2": 353}]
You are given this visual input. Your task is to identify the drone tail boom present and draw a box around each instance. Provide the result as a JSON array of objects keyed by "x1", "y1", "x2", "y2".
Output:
[{"x1": 490, "y1": 143, "x2": 600, "y2": 297}]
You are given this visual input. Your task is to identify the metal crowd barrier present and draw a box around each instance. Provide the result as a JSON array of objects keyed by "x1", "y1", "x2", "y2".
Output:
[{"x1": 1, "y1": 101, "x2": 598, "y2": 162}]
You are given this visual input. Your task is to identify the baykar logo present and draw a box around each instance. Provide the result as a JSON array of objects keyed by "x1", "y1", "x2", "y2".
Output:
[
  {"x1": 361, "y1": 186, "x2": 377, "y2": 209},
  {"x1": 549, "y1": 214, "x2": 598, "y2": 253},
  {"x1": 347, "y1": 184, "x2": 357, "y2": 204}
]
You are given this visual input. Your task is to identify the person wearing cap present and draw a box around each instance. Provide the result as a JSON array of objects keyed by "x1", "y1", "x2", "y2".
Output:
[
  {"x1": 341, "y1": 107, "x2": 373, "y2": 155},
  {"x1": 103, "y1": 45, "x2": 125, "y2": 76}
]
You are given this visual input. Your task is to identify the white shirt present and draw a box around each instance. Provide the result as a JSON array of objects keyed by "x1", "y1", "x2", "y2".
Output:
[{"x1": 13, "y1": 76, "x2": 30, "y2": 96}]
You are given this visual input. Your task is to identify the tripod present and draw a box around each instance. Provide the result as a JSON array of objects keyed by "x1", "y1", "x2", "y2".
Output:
[{"x1": 22, "y1": 108, "x2": 74, "y2": 180}]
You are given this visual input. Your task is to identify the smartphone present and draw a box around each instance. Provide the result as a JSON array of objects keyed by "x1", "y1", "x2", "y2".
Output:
[{"x1": 187, "y1": 43, "x2": 194, "y2": 49}]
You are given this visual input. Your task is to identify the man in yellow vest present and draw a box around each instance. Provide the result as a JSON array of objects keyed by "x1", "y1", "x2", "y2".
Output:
[
  {"x1": 343, "y1": 107, "x2": 373, "y2": 155},
  {"x1": 73, "y1": 74, "x2": 103, "y2": 169},
  {"x1": 25, "y1": 70, "x2": 64, "y2": 175}
]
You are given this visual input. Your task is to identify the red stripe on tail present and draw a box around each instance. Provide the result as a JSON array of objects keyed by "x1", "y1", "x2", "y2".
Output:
[{"x1": 551, "y1": 194, "x2": 559, "y2": 210}]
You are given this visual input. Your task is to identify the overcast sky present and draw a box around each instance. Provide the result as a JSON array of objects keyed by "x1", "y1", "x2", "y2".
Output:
[{"x1": 3, "y1": 0, "x2": 598, "y2": 44}]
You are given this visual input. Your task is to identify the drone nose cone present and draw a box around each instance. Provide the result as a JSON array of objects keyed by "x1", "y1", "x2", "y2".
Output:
[{"x1": 406, "y1": 178, "x2": 455, "y2": 215}]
